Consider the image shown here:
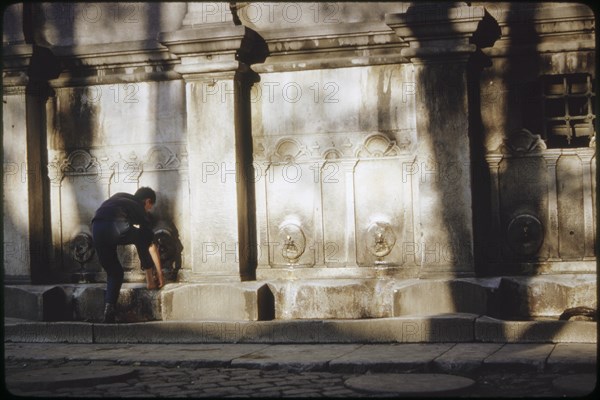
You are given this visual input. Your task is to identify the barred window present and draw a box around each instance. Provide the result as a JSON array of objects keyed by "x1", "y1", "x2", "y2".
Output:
[{"x1": 540, "y1": 74, "x2": 595, "y2": 148}]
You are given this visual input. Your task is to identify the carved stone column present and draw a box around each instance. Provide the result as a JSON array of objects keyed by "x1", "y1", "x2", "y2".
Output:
[
  {"x1": 3, "y1": 42, "x2": 60, "y2": 283},
  {"x1": 542, "y1": 150, "x2": 562, "y2": 261},
  {"x1": 386, "y1": 3, "x2": 485, "y2": 277},
  {"x1": 160, "y1": 11, "x2": 267, "y2": 281},
  {"x1": 485, "y1": 153, "x2": 503, "y2": 263},
  {"x1": 577, "y1": 148, "x2": 596, "y2": 260},
  {"x1": 341, "y1": 160, "x2": 359, "y2": 267},
  {"x1": 3, "y1": 46, "x2": 34, "y2": 283}
]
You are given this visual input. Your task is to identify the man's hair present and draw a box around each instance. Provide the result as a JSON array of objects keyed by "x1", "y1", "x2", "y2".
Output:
[{"x1": 134, "y1": 187, "x2": 156, "y2": 204}]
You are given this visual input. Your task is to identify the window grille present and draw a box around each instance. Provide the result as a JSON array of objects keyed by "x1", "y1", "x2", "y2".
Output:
[{"x1": 540, "y1": 74, "x2": 595, "y2": 148}]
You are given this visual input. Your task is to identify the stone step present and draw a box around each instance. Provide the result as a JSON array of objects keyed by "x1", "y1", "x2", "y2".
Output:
[{"x1": 4, "y1": 275, "x2": 596, "y2": 323}]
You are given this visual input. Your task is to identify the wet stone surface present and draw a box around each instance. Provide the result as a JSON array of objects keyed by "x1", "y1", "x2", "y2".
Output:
[{"x1": 4, "y1": 359, "x2": 588, "y2": 398}]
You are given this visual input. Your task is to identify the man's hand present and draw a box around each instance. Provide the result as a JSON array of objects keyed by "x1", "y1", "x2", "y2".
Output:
[{"x1": 149, "y1": 243, "x2": 165, "y2": 288}]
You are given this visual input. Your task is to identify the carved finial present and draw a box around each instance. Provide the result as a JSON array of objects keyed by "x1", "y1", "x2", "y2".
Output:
[{"x1": 503, "y1": 129, "x2": 547, "y2": 154}]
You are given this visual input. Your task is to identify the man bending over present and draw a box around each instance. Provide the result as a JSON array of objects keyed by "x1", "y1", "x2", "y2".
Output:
[{"x1": 92, "y1": 187, "x2": 165, "y2": 323}]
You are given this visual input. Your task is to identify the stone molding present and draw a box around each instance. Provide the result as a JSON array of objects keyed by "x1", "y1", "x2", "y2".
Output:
[
  {"x1": 254, "y1": 131, "x2": 415, "y2": 162},
  {"x1": 2, "y1": 43, "x2": 33, "y2": 87},
  {"x1": 3, "y1": 40, "x2": 182, "y2": 88},
  {"x1": 385, "y1": 4, "x2": 486, "y2": 61},
  {"x1": 47, "y1": 144, "x2": 188, "y2": 185},
  {"x1": 159, "y1": 23, "x2": 247, "y2": 77},
  {"x1": 253, "y1": 21, "x2": 408, "y2": 72},
  {"x1": 51, "y1": 40, "x2": 179, "y2": 87},
  {"x1": 492, "y1": 129, "x2": 596, "y2": 158},
  {"x1": 482, "y1": 3, "x2": 595, "y2": 57}
]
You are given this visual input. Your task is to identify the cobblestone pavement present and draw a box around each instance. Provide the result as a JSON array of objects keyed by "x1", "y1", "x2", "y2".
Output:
[{"x1": 4, "y1": 359, "x2": 570, "y2": 398}]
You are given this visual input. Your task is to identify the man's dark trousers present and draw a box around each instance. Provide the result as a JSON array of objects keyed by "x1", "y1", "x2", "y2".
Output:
[{"x1": 92, "y1": 220, "x2": 154, "y2": 304}]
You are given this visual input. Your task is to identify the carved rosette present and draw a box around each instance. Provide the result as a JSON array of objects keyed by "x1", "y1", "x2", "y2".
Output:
[
  {"x1": 271, "y1": 139, "x2": 310, "y2": 163},
  {"x1": 366, "y1": 221, "x2": 397, "y2": 262},
  {"x1": 143, "y1": 146, "x2": 182, "y2": 170},
  {"x1": 356, "y1": 134, "x2": 404, "y2": 158},
  {"x1": 278, "y1": 223, "x2": 306, "y2": 264}
]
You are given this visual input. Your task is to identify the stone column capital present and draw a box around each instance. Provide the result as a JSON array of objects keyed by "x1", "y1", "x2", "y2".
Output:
[
  {"x1": 1, "y1": 43, "x2": 33, "y2": 87},
  {"x1": 541, "y1": 150, "x2": 562, "y2": 166},
  {"x1": 484, "y1": 153, "x2": 504, "y2": 167},
  {"x1": 576, "y1": 148, "x2": 596, "y2": 163},
  {"x1": 160, "y1": 23, "x2": 268, "y2": 78},
  {"x1": 385, "y1": 3, "x2": 486, "y2": 62},
  {"x1": 160, "y1": 24, "x2": 246, "y2": 77}
]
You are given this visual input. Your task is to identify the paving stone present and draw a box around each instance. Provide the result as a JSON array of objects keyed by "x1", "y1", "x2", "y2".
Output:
[
  {"x1": 329, "y1": 343, "x2": 454, "y2": 373},
  {"x1": 4, "y1": 340, "x2": 596, "y2": 398},
  {"x1": 230, "y1": 344, "x2": 362, "y2": 371},
  {"x1": 433, "y1": 343, "x2": 504, "y2": 373},
  {"x1": 482, "y1": 344, "x2": 556, "y2": 372},
  {"x1": 345, "y1": 373, "x2": 475, "y2": 395},
  {"x1": 547, "y1": 343, "x2": 597, "y2": 372}
]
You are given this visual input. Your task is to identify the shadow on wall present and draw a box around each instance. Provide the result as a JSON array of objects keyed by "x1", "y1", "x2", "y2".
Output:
[{"x1": 4, "y1": 3, "x2": 188, "y2": 285}]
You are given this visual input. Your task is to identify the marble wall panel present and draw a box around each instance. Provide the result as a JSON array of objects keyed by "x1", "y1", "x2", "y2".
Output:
[
  {"x1": 265, "y1": 160, "x2": 318, "y2": 267},
  {"x1": 354, "y1": 157, "x2": 414, "y2": 266},
  {"x1": 47, "y1": 143, "x2": 188, "y2": 279},
  {"x1": 498, "y1": 156, "x2": 548, "y2": 260},
  {"x1": 320, "y1": 159, "x2": 349, "y2": 267},
  {"x1": 556, "y1": 155, "x2": 585, "y2": 259},
  {"x1": 252, "y1": 64, "x2": 416, "y2": 140},
  {"x1": 59, "y1": 170, "x2": 105, "y2": 274},
  {"x1": 252, "y1": 63, "x2": 417, "y2": 273},
  {"x1": 50, "y1": 81, "x2": 185, "y2": 150}
]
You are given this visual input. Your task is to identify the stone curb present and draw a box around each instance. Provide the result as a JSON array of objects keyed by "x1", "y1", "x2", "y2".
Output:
[
  {"x1": 4, "y1": 316, "x2": 597, "y2": 344},
  {"x1": 4, "y1": 342, "x2": 596, "y2": 376}
]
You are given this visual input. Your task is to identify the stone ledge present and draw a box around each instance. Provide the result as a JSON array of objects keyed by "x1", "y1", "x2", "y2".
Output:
[
  {"x1": 5, "y1": 314, "x2": 595, "y2": 344},
  {"x1": 475, "y1": 316, "x2": 597, "y2": 343},
  {"x1": 4, "y1": 321, "x2": 94, "y2": 343}
]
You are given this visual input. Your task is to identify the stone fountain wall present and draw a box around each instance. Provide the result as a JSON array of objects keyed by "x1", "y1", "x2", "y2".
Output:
[{"x1": 2, "y1": 2, "x2": 596, "y2": 321}]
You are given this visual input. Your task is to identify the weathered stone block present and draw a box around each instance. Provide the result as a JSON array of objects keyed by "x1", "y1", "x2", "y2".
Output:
[
  {"x1": 489, "y1": 275, "x2": 597, "y2": 319},
  {"x1": 116, "y1": 284, "x2": 162, "y2": 323},
  {"x1": 393, "y1": 279, "x2": 487, "y2": 316},
  {"x1": 3, "y1": 285, "x2": 69, "y2": 321},
  {"x1": 268, "y1": 280, "x2": 394, "y2": 319},
  {"x1": 160, "y1": 282, "x2": 274, "y2": 321},
  {"x1": 71, "y1": 285, "x2": 107, "y2": 322}
]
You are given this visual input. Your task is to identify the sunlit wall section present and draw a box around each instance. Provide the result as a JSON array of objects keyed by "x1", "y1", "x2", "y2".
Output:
[
  {"x1": 3, "y1": 90, "x2": 32, "y2": 282},
  {"x1": 253, "y1": 63, "x2": 418, "y2": 279}
]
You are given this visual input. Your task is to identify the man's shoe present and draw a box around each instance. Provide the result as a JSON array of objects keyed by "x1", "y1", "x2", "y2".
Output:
[{"x1": 103, "y1": 303, "x2": 116, "y2": 323}]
